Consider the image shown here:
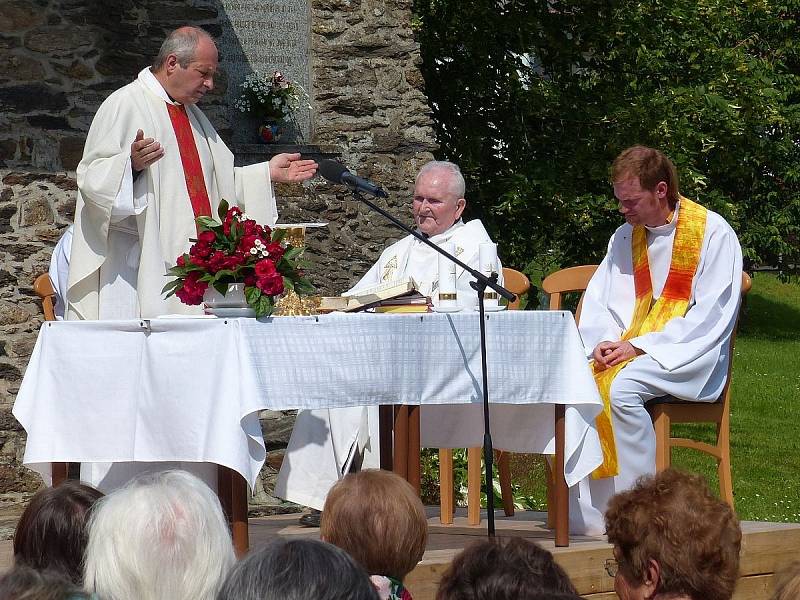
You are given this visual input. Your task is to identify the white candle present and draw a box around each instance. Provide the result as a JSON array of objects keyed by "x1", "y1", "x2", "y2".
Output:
[
  {"x1": 478, "y1": 242, "x2": 499, "y2": 307},
  {"x1": 437, "y1": 241, "x2": 458, "y2": 308}
]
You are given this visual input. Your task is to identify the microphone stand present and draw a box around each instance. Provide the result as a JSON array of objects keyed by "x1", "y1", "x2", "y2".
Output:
[{"x1": 349, "y1": 189, "x2": 515, "y2": 537}]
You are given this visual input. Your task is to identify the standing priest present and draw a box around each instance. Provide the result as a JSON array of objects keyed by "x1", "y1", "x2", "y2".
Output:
[
  {"x1": 275, "y1": 160, "x2": 502, "y2": 520},
  {"x1": 63, "y1": 26, "x2": 315, "y2": 491},
  {"x1": 67, "y1": 26, "x2": 316, "y2": 320},
  {"x1": 571, "y1": 146, "x2": 743, "y2": 534}
]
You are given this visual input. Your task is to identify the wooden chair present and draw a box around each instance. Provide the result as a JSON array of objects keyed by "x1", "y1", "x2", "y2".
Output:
[
  {"x1": 438, "y1": 267, "x2": 531, "y2": 525},
  {"x1": 647, "y1": 271, "x2": 752, "y2": 507},
  {"x1": 34, "y1": 273, "x2": 58, "y2": 322},
  {"x1": 33, "y1": 272, "x2": 71, "y2": 485},
  {"x1": 540, "y1": 265, "x2": 599, "y2": 528}
]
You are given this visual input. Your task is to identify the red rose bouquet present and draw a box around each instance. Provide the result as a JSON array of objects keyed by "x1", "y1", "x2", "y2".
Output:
[{"x1": 162, "y1": 200, "x2": 315, "y2": 317}]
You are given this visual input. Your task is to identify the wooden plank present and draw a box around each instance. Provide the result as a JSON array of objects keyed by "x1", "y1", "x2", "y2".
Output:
[
  {"x1": 733, "y1": 574, "x2": 773, "y2": 600},
  {"x1": 405, "y1": 557, "x2": 453, "y2": 600},
  {"x1": 739, "y1": 522, "x2": 800, "y2": 576},
  {"x1": 582, "y1": 575, "x2": 774, "y2": 600},
  {"x1": 552, "y1": 544, "x2": 615, "y2": 595}
]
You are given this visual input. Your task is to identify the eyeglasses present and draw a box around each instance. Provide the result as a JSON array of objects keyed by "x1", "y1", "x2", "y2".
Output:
[{"x1": 604, "y1": 558, "x2": 619, "y2": 578}]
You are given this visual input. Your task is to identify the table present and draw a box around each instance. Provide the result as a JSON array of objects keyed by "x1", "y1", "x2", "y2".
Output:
[{"x1": 13, "y1": 311, "x2": 603, "y2": 548}]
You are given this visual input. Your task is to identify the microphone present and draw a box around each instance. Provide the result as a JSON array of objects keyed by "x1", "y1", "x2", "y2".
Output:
[{"x1": 318, "y1": 159, "x2": 389, "y2": 198}]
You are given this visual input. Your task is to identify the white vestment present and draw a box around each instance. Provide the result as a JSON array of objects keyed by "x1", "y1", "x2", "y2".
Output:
[
  {"x1": 65, "y1": 68, "x2": 278, "y2": 491},
  {"x1": 571, "y1": 201, "x2": 743, "y2": 535},
  {"x1": 275, "y1": 220, "x2": 502, "y2": 509},
  {"x1": 48, "y1": 225, "x2": 73, "y2": 319},
  {"x1": 67, "y1": 67, "x2": 277, "y2": 320}
]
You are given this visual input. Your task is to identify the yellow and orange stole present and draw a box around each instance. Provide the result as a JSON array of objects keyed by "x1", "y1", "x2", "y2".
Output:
[
  {"x1": 592, "y1": 197, "x2": 707, "y2": 478},
  {"x1": 166, "y1": 103, "x2": 212, "y2": 232}
]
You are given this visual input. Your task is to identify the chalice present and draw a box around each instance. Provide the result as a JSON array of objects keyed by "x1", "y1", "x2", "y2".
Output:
[{"x1": 273, "y1": 223, "x2": 326, "y2": 316}]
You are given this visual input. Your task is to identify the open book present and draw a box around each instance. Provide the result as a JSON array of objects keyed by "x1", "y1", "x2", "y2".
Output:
[{"x1": 318, "y1": 277, "x2": 427, "y2": 313}]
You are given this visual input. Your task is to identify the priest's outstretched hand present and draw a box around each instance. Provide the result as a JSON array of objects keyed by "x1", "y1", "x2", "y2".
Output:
[{"x1": 269, "y1": 153, "x2": 318, "y2": 183}]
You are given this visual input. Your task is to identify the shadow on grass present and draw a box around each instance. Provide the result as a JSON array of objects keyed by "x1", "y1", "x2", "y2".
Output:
[{"x1": 739, "y1": 292, "x2": 800, "y2": 341}]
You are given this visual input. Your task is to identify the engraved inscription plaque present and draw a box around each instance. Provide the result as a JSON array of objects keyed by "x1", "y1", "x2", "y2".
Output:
[{"x1": 217, "y1": 0, "x2": 311, "y2": 143}]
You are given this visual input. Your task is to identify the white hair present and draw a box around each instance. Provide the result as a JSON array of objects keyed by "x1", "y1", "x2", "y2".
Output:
[
  {"x1": 416, "y1": 160, "x2": 466, "y2": 199},
  {"x1": 83, "y1": 470, "x2": 235, "y2": 600}
]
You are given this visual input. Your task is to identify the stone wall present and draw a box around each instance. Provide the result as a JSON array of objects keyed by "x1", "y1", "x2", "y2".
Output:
[{"x1": 0, "y1": 0, "x2": 436, "y2": 506}]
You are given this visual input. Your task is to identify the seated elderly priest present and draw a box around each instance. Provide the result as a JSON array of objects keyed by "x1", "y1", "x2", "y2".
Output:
[
  {"x1": 275, "y1": 160, "x2": 502, "y2": 520},
  {"x1": 570, "y1": 146, "x2": 743, "y2": 535}
]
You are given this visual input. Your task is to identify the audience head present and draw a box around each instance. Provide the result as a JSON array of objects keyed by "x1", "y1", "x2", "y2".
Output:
[
  {"x1": 771, "y1": 561, "x2": 800, "y2": 600},
  {"x1": 413, "y1": 160, "x2": 467, "y2": 236},
  {"x1": 0, "y1": 565, "x2": 92, "y2": 600},
  {"x1": 13, "y1": 481, "x2": 103, "y2": 585},
  {"x1": 84, "y1": 469, "x2": 235, "y2": 600},
  {"x1": 435, "y1": 536, "x2": 577, "y2": 600},
  {"x1": 216, "y1": 538, "x2": 379, "y2": 600},
  {"x1": 604, "y1": 468, "x2": 741, "y2": 600},
  {"x1": 321, "y1": 469, "x2": 428, "y2": 581}
]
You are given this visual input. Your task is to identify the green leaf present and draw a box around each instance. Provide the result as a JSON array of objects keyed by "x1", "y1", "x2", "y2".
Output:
[
  {"x1": 271, "y1": 228, "x2": 287, "y2": 242},
  {"x1": 294, "y1": 278, "x2": 317, "y2": 296},
  {"x1": 196, "y1": 216, "x2": 219, "y2": 230},
  {"x1": 283, "y1": 246, "x2": 303, "y2": 261},
  {"x1": 245, "y1": 285, "x2": 262, "y2": 306},
  {"x1": 217, "y1": 199, "x2": 230, "y2": 222},
  {"x1": 161, "y1": 279, "x2": 183, "y2": 294},
  {"x1": 254, "y1": 293, "x2": 274, "y2": 317}
]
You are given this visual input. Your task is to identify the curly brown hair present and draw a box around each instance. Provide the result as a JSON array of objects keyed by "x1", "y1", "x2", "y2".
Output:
[{"x1": 605, "y1": 469, "x2": 741, "y2": 600}]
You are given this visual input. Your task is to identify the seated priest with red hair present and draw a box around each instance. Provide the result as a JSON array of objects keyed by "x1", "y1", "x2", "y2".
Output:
[{"x1": 571, "y1": 145, "x2": 743, "y2": 535}]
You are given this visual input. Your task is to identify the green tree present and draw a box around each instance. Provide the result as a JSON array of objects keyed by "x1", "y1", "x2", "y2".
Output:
[{"x1": 414, "y1": 0, "x2": 800, "y2": 281}]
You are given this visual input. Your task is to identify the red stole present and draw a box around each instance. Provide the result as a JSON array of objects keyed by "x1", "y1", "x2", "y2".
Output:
[{"x1": 166, "y1": 103, "x2": 212, "y2": 231}]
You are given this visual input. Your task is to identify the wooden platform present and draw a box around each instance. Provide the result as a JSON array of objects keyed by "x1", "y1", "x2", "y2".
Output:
[{"x1": 1, "y1": 508, "x2": 797, "y2": 599}]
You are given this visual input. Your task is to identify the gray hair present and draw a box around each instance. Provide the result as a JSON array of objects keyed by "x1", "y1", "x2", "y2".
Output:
[
  {"x1": 153, "y1": 26, "x2": 213, "y2": 70},
  {"x1": 416, "y1": 160, "x2": 466, "y2": 199},
  {"x1": 216, "y1": 538, "x2": 380, "y2": 600},
  {"x1": 84, "y1": 470, "x2": 235, "y2": 600}
]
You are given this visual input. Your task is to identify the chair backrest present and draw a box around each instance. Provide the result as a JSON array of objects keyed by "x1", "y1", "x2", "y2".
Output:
[
  {"x1": 34, "y1": 273, "x2": 57, "y2": 321},
  {"x1": 541, "y1": 265, "x2": 599, "y2": 324},
  {"x1": 502, "y1": 267, "x2": 531, "y2": 310},
  {"x1": 720, "y1": 271, "x2": 752, "y2": 393}
]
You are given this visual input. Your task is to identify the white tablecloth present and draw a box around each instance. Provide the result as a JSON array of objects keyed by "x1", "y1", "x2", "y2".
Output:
[{"x1": 13, "y1": 311, "x2": 603, "y2": 489}]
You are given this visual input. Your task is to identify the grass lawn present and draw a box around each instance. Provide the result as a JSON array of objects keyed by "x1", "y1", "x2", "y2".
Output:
[
  {"x1": 427, "y1": 273, "x2": 800, "y2": 523},
  {"x1": 678, "y1": 272, "x2": 800, "y2": 522}
]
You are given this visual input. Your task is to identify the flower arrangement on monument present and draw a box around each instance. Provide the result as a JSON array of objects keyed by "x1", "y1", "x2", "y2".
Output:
[
  {"x1": 233, "y1": 71, "x2": 306, "y2": 143},
  {"x1": 162, "y1": 200, "x2": 315, "y2": 317}
]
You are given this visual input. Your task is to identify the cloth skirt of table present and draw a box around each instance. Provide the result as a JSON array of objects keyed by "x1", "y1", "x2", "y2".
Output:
[{"x1": 13, "y1": 311, "x2": 603, "y2": 489}]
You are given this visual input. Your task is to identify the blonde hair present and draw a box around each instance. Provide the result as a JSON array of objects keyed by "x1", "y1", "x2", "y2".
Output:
[{"x1": 321, "y1": 469, "x2": 427, "y2": 580}]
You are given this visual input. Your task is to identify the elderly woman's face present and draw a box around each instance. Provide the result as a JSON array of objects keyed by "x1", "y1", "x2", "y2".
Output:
[
  {"x1": 613, "y1": 548, "x2": 656, "y2": 600},
  {"x1": 615, "y1": 571, "x2": 648, "y2": 600}
]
